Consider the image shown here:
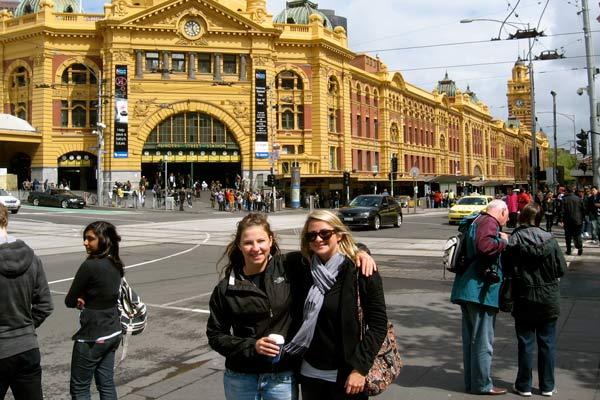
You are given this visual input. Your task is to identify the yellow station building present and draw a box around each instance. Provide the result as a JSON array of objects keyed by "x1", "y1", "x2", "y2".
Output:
[{"x1": 0, "y1": 0, "x2": 546, "y2": 199}]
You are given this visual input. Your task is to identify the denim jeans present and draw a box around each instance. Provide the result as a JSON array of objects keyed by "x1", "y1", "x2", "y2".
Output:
[
  {"x1": 460, "y1": 303, "x2": 497, "y2": 393},
  {"x1": 515, "y1": 319, "x2": 557, "y2": 393},
  {"x1": 70, "y1": 335, "x2": 120, "y2": 400},
  {"x1": 223, "y1": 369, "x2": 298, "y2": 400},
  {"x1": 0, "y1": 348, "x2": 43, "y2": 400},
  {"x1": 590, "y1": 217, "x2": 599, "y2": 241}
]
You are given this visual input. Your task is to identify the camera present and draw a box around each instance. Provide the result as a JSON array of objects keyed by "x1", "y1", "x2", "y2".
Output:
[{"x1": 481, "y1": 267, "x2": 500, "y2": 284}]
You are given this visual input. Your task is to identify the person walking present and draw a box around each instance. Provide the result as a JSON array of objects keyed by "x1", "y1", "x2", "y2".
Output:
[
  {"x1": 285, "y1": 210, "x2": 388, "y2": 399},
  {"x1": 504, "y1": 203, "x2": 566, "y2": 397},
  {"x1": 0, "y1": 204, "x2": 53, "y2": 400},
  {"x1": 450, "y1": 200, "x2": 510, "y2": 395},
  {"x1": 584, "y1": 187, "x2": 599, "y2": 244},
  {"x1": 559, "y1": 186, "x2": 585, "y2": 256},
  {"x1": 506, "y1": 189, "x2": 519, "y2": 228},
  {"x1": 65, "y1": 221, "x2": 124, "y2": 400},
  {"x1": 542, "y1": 192, "x2": 556, "y2": 233}
]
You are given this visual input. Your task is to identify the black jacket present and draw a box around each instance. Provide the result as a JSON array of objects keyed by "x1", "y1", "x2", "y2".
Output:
[
  {"x1": 0, "y1": 239, "x2": 53, "y2": 359},
  {"x1": 504, "y1": 225, "x2": 567, "y2": 323},
  {"x1": 293, "y1": 255, "x2": 388, "y2": 385},
  {"x1": 560, "y1": 193, "x2": 584, "y2": 226},
  {"x1": 206, "y1": 253, "x2": 301, "y2": 374},
  {"x1": 65, "y1": 257, "x2": 121, "y2": 341}
]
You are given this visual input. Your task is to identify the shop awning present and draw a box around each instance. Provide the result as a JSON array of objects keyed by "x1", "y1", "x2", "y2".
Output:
[{"x1": 429, "y1": 174, "x2": 477, "y2": 183}]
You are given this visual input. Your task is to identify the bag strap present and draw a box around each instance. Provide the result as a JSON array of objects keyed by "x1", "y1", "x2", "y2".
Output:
[{"x1": 355, "y1": 271, "x2": 366, "y2": 340}]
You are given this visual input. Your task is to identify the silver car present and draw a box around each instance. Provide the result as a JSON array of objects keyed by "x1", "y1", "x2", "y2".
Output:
[{"x1": 0, "y1": 189, "x2": 21, "y2": 214}]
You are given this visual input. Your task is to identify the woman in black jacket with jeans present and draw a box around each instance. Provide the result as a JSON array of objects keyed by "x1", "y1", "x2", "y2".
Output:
[
  {"x1": 65, "y1": 221, "x2": 123, "y2": 400},
  {"x1": 505, "y1": 204, "x2": 567, "y2": 397}
]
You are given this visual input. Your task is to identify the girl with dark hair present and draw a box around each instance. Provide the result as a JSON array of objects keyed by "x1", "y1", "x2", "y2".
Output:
[
  {"x1": 206, "y1": 213, "x2": 375, "y2": 400},
  {"x1": 65, "y1": 221, "x2": 124, "y2": 400},
  {"x1": 504, "y1": 204, "x2": 567, "y2": 397}
]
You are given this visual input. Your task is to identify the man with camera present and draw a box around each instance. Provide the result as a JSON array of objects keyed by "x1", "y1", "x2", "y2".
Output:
[{"x1": 451, "y1": 200, "x2": 510, "y2": 395}]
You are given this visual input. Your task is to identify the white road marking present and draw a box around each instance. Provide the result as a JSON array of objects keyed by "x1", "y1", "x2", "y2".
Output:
[
  {"x1": 146, "y1": 303, "x2": 210, "y2": 314},
  {"x1": 161, "y1": 292, "x2": 213, "y2": 307}
]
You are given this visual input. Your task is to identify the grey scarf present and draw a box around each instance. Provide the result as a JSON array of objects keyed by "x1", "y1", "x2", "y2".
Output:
[{"x1": 284, "y1": 252, "x2": 345, "y2": 355}]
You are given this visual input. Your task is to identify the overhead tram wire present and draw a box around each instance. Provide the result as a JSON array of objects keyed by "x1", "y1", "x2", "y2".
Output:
[{"x1": 355, "y1": 30, "x2": 600, "y2": 54}]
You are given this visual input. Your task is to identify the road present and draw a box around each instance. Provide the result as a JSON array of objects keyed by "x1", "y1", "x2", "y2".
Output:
[{"x1": 5, "y1": 205, "x2": 599, "y2": 399}]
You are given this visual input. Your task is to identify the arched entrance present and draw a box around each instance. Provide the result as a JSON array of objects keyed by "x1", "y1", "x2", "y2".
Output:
[
  {"x1": 142, "y1": 112, "x2": 241, "y2": 188},
  {"x1": 57, "y1": 152, "x2": 97, "y2": 190},
  {"x1": 8, "y1": 153, "x2": 31, "y2": 187}
]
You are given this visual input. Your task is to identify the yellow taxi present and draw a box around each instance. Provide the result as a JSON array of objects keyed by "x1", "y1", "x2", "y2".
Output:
[{"x1": 447, "y1": 194, "x2": 494, "y2": 224}]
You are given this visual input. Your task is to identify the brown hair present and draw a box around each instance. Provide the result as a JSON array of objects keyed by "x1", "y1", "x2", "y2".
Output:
[
  {"x1": 518, "y1": 203, "x2": 542, "y2": 227},
  {"x1": 300, "y1": 209, "x2": 357, "y2": 260},
  {"x1": 219, "y1": 213, "x2": 280, "y2": 277},
  {"x1": 0, "y1": 204, "x2": 7, "y2": 229}
]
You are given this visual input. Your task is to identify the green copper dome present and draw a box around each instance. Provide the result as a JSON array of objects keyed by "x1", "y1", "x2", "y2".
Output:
[
  {"x1": 14, "y1": 0, "x2": 82, "y2": 16},
  {"x1": 274, "y1": 0, "x2": 333, "y2": 29}
]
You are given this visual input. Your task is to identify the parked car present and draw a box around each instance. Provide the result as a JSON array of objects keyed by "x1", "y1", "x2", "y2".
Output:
[
  {"x1": 394, "y1": 195, "x2": 415, "y2": 208},
  {"x1": 28, "y1": 189, "x2": 85, "y2": 209},
  {"x1": 0, "y1": 189, "x2": 21, "y2": 214},
  {"x1": 447, "y1": 194, "x2": 494, "y2": 224},
  {"x1": 338, "y1": 194, "x2": 403, "y2": 230}
]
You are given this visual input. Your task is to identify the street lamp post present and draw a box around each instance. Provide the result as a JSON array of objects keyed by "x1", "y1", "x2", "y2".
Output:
[{"x1": 551, "y1": 91, "x2": 558, "y2": 189}]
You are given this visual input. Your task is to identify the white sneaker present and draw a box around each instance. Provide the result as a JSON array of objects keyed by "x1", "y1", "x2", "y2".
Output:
[
  {"x1": 542, "y1": 388, "x2": 558, "y2": 397},
  {"x1": 513, "y1": 385, "x2": 532, "y2": 397}
]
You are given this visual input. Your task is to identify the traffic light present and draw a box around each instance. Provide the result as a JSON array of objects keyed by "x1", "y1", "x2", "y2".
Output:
[
  {"x1": 266, "y1": 174, "x2": 275, "y2": 187},
  {"x1": 576, "y1": 129, "x2": 589, "y2": 156},
  {"x1": 343, "y1": 171, "x2": 350, "y2": 186},
  {"x1": 391, "y1": 156, "x2": 398, "y2": 173}
]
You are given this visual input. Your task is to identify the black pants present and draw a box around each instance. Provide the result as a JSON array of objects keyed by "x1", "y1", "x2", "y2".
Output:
[
  {"x1": 564, "y1": 224, "x2": 583, "y2": 252},
  {"x1": 301, "y1": 376, "x2": 367, "y2": 400},
  {"x1": 0, "y1": 348, "x2": 43, "y2": 400},
  {"x1": 545, "y1": 214, "x2": 554, "y2": 232},
  {"x1": 509, "y1": 212, "x2": 518, "y2": 228}
]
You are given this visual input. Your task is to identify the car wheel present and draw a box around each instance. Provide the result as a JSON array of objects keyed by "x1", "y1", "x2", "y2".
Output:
[
  {"x1": 371, "y1": 215, "x2": 381, "y2": 230},
  {"x1": 61, "y1": 200, "x2": 68, "y2": 208},
  {"x1": 10, "y1": 209, "x2": 18, "y2": 214},
  {"x1": 394, "y1": 213, "x2": 402, "y2": 227},
  {"x1": 33, "y1": 198, "x2": 40, "y2": 206}
]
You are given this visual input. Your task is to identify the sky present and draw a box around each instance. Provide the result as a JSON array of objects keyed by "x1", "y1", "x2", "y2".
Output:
[{"x1": 84, "y1": 0, "x2": 600, "y2": 151}]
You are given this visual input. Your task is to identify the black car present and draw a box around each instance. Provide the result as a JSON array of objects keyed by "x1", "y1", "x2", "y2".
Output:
[
  {"x1": 338, "y1": 195, "x2": 403, "y2": 230},
  {"x1": 28, "y1": 189, "x2": 85, "y2": 209}
]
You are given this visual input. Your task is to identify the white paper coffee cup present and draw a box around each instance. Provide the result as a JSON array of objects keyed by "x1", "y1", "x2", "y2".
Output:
[{"x1": 268, "y1": 333, "x2": 285, "y2": 363}]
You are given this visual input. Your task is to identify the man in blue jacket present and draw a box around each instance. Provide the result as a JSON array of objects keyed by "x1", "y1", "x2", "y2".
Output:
[{"x1": 451, "y1": 200, "x2": 509, "y2": 395}]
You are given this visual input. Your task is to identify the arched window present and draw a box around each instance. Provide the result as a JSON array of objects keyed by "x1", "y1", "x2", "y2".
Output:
[
  {"x1": 7, "y1": 66, "x2": 31, "y2": 121},
  {"x1": 61, "y1": 63, "x2": 97, "y2": 85},
  {"x1": 328, "y1": 76, "x2": 341, "y2": 133},
  {"x1": 275, "y1": 70, "x2": 305, "y2": 131},
  {"x1": 275, "y1": 70, "x2": 303, "y2": 90}
]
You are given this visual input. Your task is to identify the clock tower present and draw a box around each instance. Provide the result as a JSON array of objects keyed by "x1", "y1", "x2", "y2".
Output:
[{"x1": 507, "y1": 57, "x2": 532, "y2": 129}]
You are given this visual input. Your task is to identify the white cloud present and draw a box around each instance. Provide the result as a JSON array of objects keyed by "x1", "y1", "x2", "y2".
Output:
[{"x1": 84, "y1": 0, "x2": 599, "y2": 149}]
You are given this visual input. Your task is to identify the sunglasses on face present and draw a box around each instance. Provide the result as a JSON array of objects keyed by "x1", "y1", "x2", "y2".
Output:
[{"x1": 304, "y1": 229, "x2": 336, "y2": 242}]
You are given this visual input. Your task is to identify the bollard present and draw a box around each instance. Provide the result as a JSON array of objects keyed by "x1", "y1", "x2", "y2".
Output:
[{"x1": 309, "y1": 195, "x2": 314, "y2": 213}]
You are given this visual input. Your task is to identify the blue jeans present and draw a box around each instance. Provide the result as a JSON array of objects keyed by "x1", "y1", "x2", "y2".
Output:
[
  {"x1": 70, "y1": 335, "x2": 120, "y2": 400},
  {"x1": 460, "y1": 303, "x2": 497, "y2": 393},
  {"x1": 515, "y1": 319, "x2": 557, "y2": 393},
  {"x1": 223, "y1": 369, "x2": 298, "y2": 400}
]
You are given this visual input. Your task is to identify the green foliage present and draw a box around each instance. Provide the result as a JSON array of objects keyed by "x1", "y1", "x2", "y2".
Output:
[{"x1": 546, "y1": 148, "x2": 576, "y2": 183}]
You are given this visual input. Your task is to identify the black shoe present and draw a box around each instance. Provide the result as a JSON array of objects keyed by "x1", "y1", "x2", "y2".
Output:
[{"x1": 578, "y1": 248, "x2": 583, "y2": 256}]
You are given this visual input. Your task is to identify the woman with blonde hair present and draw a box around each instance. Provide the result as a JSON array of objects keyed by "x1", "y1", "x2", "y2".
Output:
[{"x1": 285, "y1": 210, "x2": 388, "y2": 399}]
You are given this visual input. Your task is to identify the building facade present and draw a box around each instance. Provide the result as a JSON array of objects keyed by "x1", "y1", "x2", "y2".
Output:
[{"x1": 0, "y1": 0, "x2": 546, "y2": 196}]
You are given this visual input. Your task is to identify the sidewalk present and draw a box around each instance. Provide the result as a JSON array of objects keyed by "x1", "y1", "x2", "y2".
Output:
[{"x1": 118, "y1": 260, "x2": 599, "y2": 400}]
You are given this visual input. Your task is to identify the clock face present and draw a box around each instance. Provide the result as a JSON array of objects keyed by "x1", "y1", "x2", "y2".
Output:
[
  {"x1": 515, "y1": 99, "x2": 525, "y2": 107},
  {"x1": 183, "y1": 20, "x2": 201, "y2": 38}
]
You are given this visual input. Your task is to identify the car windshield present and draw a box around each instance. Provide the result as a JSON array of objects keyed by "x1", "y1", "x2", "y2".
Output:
[
  {"x1": 350, "y1": 196, "x2": 381, "y2": 207},
  {"x1": 0, "y1": 189, "x2": 8, "y2": 196},
  {"x1": 457, "y1": 197, "x2": 487, "y2": 206}
]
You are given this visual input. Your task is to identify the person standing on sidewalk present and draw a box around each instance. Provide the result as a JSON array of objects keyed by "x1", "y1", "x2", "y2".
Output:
[
  {"x1": 504, "y1": 203, "x2": 566, "y2": 397},
  {"x1": 584, "y1": 187, "x2": 599, "y2": 245},
  {"x1": 506, "y1": 189, "x2": 519, "y2": 228},
  {"x1": 0, "y1": 204, "x2": 53, "y2": 400},
  {"x1": 65, "y1": 221, "x2": 123, "y2": 400},
  {"x1": 542, "y1": 192, "x2": 556, "y2": 233},
  {"x1": 559, "y1": 185, "x2": 585, "y2": 256},
  {"x1": 450, "y1": 200, "x2": 510, "y2": 395}
]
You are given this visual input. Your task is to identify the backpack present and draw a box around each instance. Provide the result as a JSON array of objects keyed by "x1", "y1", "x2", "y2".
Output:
[
  {"x1": 118, "y1": 277, "x2": 147, "y2": 335},
  {"x1": 442, "y1": 212, "x2": 479, "y2": 278}
]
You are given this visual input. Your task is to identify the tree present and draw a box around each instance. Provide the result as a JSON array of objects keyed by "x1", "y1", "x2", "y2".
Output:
[{"x1": 546, "y1": 148, "x2": 577, "y2": 183}]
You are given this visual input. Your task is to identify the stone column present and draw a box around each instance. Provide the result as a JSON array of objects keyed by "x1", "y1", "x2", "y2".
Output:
[
  {"x1": 161, "y1": 52, "x2": 170, "y2": 80},
  {"x1": 214, "y1": 53, "x2": 222, "y2": 81},
  {"x1": 188, "y1": 53, "x2": 196, "y2": 80},
  {"x1": 135, "y1": 50, "x2": 144, "y2": 78},
  {"x1": 239, "y1": 54, "x2": 247, "y2": 81}
]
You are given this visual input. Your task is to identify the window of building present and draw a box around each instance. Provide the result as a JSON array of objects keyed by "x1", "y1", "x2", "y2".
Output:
[
  {"x1": 276, "y1": 71, "x2": 303, "y2": 90},
  {"x1": 276, "y1": 71, "x2": 305, "y2": 131},
  {"x1": 198, "y1": 53, "x2": 212, "y2": 73},
  {"x1": 145, "y1": 52, "x2": 160, "y2": 71},
  {"x1": 356, "y1": 115, "x2": 362, "y2": 136},
  {"x1": 223, "y1": 55, "x2": 237, "y2": 74},
  {"x1": 365, "y1": 117, "x2": 370, "y2": 137},
  {"x1": 298, "y1": 145, "x2": 304, "y2": 154},
  {"x1": 282, "y1": 145, "x2": 295, "y2": 154},
  {"x1": 61, "y1": 63, "x2": 96, "y2": 85},
  {"x1": 71, "y1": 100, "x2": 87, "y2": 127},
  {"x1": 282, "y1": 110, "x2": 294, "y2": 130},
  {"x1": 374, "y1": 119, "x2": 378, "y2": 139},
  {"x1": 329, "y1": 146, "x2": 338, "y2": 170},
  {"x1": 13, "y1": 67, "x2": 27, "y2": 87},
  {"x1": 171, "y1": 53, "x2": 186, "y2": 72},
  {"x1": 59, "y1": 100, "x2": 97, "y2": 128},
  {"x1": 16, "y1": 103, "x2": 27, "y2": 120},
  {"x1": 282, "y1": 162, "x2": 290, "y2": 173},
  {"x1": 328, "y1": 109, "x2": 336, "y2": 133},
  {"x1": 296, "y1": 105, "x2": 304, "y2": 130}
]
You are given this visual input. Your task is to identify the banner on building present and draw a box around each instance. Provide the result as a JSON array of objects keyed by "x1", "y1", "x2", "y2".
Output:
[
  {"x1": 254, "y1": 69, "x2": 269, "y2": 159},
  {"x1": 114, "y1": 65, "x2": 128, "y2": 158}
]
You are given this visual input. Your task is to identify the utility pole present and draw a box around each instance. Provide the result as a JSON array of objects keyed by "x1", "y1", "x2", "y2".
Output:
[
  {"x1": 96, "y1": 71, "x2": 105, "y2": 207},
  {"x1": 581, "y1": 0, "x2": 599, "y2": 186},
  {"x1": 551, "y1": 91, "x2": 558, "y2": 189},
  {"x1": 527, "y1": 24, "x2": 538, "y2": 192}
]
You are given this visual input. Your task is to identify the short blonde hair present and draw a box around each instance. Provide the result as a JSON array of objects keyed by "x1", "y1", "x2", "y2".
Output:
[
  {"x1": 0, "y1": 204, "x2": 7, "y2": 229},
  {"x1": 300, "y1": 209, "x2": 357, "y2": 260}
]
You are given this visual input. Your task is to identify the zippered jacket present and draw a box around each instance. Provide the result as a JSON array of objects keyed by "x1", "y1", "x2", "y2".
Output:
[{"x1": 206, "y1": 253, "x2": 300, "y2": 373}]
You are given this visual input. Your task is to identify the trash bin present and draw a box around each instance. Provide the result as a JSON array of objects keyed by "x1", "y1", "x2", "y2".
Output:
[{"x1": 165, "y1": 196, "x2": 175, "y2": 210}]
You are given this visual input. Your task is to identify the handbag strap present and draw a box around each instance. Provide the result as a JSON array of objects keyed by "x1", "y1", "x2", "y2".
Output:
[{"x1": 355, "y1": 271, "x2": 365, "y2": 340}]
